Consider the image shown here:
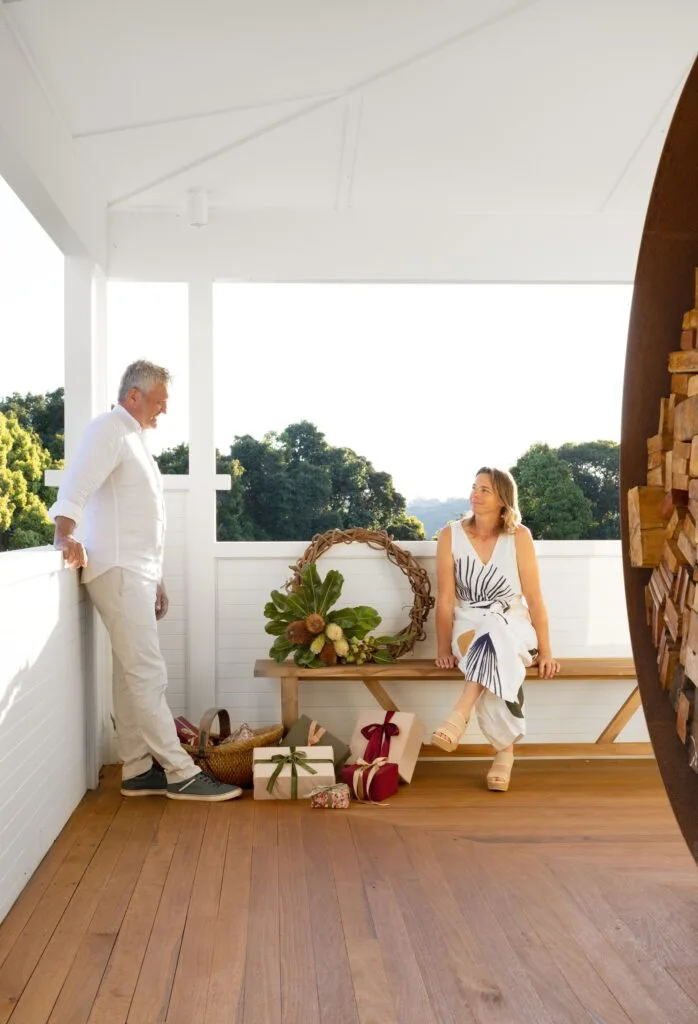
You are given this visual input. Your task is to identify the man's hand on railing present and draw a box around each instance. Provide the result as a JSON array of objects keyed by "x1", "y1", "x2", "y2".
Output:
[{"x1": 55, "y1": 534, "x2": 88, "y2": 570}]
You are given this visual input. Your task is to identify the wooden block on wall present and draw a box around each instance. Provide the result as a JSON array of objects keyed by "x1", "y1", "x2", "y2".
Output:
[
  {"x1": 684, "y1": 310, "x2": 698, "y2": 330},
  {"x1": 648, "y1": 450, "x2": 663, "y2": 470},
  {"x1": 663, "y1": 538, "x2": 686, "y2": 573},
  {"x1": 689, "y1": 375, "x2": 698, "y2": 397},
  {"x1": 680, "y1": 329, "x2": 697, "y2": 351},
  {"x1": 665, "y1": 451, "x2": 673, "y2": 492},
  {"x1": 677, "y1": 685, "x2": 694, "y2": 745},
  {"x1": 660, "y1": 394, "x2": 678, "y2": 434},
  {"x1": 647, "y1": 432, "x2": 674, "y2": 453},
  {"x1": 672, "y1": 373, "x2": 692, "y2": 395},
  {"x1": 673, "y1": 395, "x2": 698, "y2": 440},
  {"x1": 674, "y1": 440, "x2": 692, "y2": 461},
  {"x1": 669, "y1": 351, "x2": 698, "y2": 373},
  {"x1": 628, "y1": 486, "x2": 667, "y2": 531},
  {"x1": 648, "y1": 467, "x2": 664, "y2": 487},
  {"x1": 665, "y1": 596, "x2": 682, "y2": 641},
  {"x1": 630, "y1": 527, "x2": 665, "y2": 568},
  {"x1": 677, "y1": 529, "x2": 697, "y2": 568},
  {"x1": 684, "y1": 643, "x2": 698, "y2": 685}
]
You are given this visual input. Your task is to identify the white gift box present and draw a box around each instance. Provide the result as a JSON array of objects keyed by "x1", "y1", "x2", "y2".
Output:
[
  {"x1": 253, "y1": 745, "x2": 335, "y2": 800},
  {"x1": 349, "y1": 710, "x2": 424, "y2": 784}
]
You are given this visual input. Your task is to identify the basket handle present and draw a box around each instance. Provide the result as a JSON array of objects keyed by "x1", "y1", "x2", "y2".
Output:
[{"x1": 196, "y1": 707, "x2": 232, "y2": 758}]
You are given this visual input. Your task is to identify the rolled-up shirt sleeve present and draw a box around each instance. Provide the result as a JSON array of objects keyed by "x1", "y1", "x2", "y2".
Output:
[{"x1": 48, "y1": 416, "x2": 122, "y2": 527}]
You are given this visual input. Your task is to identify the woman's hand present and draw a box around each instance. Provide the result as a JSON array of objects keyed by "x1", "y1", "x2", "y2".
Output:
[
  {"x1": 435, "y1": 653, "x2": 458, "y2": 669},
  {"x1": 537, "y1": 656, "x2": 560, "y2": 679}
]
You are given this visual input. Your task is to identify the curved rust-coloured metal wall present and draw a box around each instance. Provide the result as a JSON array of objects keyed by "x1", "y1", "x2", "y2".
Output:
[{"x1": 622, "y1": 58, "x2": 698, "y2": 863}]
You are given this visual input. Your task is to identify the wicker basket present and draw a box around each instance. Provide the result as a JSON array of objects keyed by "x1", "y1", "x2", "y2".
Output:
[{"x1": 181, "y1": 707, "x2": 283, "y2": 788}]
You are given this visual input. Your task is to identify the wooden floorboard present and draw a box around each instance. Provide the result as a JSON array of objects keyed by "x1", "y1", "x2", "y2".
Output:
[{"x1": 1, "y1": 759, "x2": 697, "y2": 1024}]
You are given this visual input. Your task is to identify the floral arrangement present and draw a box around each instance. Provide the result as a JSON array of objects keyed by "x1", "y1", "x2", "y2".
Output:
[{"x1": 264, "y1": 564, "x2": 403, "y2": 667}]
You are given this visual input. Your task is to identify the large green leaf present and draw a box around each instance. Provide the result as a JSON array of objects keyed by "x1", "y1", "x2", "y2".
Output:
[
  {"x1": 371, "y1": 649, "x2": 394, "y2": 664},
  {"x1": 301, "y1": 563, "x2": 323, "y2": 611},
  {"x1": 269, "y1": 635, "x2": 295, "y2": 663},
  {"x1": 326, "y1": 607, "x2": 358, "y2": 630},
  {"x1": 317, "y1": 569, "x2": 344, "y2": 616},
  {"x1": 270, "y1": 589, "x2": 292, "y2": 615},
  {"x1": 284, "y1": 590, "x2": 311, "y2": 619},
  {"x1": 265, "y1": 620, "x2": 289, "y2": 636}
]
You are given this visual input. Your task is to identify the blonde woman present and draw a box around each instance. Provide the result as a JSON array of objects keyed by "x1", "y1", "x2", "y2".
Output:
[{"x1": 432, "y1": 467, "x2": 560, "y2": 791}]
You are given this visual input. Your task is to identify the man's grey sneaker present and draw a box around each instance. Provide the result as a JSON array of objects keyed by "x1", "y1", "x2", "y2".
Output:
[
  {"x1": 120, "y1": 764, "x2": 167, "y2": 797},
  {"x1": 166, "y1": 771, "x2": 243, "y2": 802}
]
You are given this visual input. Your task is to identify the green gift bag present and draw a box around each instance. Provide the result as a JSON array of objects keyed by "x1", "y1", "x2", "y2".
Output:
[{"x1": 282, "y1": 715, "x2": 350, "y2": 769}]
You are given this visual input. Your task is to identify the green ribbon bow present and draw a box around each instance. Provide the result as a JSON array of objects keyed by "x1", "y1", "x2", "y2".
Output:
[{"x1": 259, "y1": 747, "x2": 334, "y2": 800}]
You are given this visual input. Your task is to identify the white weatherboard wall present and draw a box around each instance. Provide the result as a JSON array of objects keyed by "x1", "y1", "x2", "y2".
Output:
[
  {"x1": 213, "y1": 540, "x2": 648, "y2": 748},
  {"x1": 0, "y1": 550, "x2": 88, "y2": 924}
]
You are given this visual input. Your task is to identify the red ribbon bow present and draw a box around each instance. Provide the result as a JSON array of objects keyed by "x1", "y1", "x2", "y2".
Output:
[{"x1": 361, "y1": 711, "x2": 400, "y2": 762}]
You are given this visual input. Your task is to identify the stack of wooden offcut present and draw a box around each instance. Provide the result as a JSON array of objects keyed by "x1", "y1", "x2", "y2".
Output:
[{"x1": 628, "y1": 271, "x2": 698, "y2": 774}]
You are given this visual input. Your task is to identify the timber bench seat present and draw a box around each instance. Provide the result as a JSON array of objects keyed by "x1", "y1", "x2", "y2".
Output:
[{"x1": 253, "y1": 657, "x2": 652, "y2": 759}]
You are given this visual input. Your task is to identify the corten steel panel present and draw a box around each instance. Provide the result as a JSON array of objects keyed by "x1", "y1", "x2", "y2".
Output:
[{"x1": 622, "y1": 56, "x2": 698, "y2": 863}]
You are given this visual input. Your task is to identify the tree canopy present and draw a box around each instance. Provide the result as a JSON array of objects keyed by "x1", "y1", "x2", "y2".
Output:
[
  {"x1": 0, "y1": 411, "x2": 54, "y2": 551},
  {"x1": 511, "y1": 441, "x2": 619, "y2": 540},
  {"x1": 154, "y1": 421, "x2": 426, "y2": 541},
  {"x1": 0, "y1": 388, "x2": 621, "y2": 547}
]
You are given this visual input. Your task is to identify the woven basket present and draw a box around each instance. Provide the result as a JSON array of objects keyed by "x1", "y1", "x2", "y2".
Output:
[{"x1": 181, "y1": 707, "x2": 283, "y2": 788}]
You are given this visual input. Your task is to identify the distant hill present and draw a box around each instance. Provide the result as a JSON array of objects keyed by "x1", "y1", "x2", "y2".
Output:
[{"x1": 407, "y1": 497, "x2": 471, "y2": 539}]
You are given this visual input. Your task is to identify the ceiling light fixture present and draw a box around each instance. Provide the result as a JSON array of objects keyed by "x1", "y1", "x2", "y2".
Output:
[{"x1": 186, "y1": 187, "x2": 209, "y2": 228}]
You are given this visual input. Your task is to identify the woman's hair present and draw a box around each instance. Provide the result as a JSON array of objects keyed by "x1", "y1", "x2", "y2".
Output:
[{"x1": 466, "y1": 466, "x2": 522, "y2": 534}]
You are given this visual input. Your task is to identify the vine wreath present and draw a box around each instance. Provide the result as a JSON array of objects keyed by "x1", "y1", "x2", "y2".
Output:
[{"x1": 287, "y1": 528, "x2": 435, "y2": 660}]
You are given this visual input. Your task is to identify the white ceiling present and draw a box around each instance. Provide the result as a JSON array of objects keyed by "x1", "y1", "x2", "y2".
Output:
[{"x1": 4, "y1": 0, "x2": 696, "y2": 221}]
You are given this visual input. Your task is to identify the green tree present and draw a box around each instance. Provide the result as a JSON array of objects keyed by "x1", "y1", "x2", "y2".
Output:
[
  {"x1": 0, "y1": 388, "x2": 65, "y2": 463},
  {"x1": 156, "y1": 420, "x2": 426, "y2": 540},
  {"x1": 511, "y1": 443, "x2": 594, "y2": 540},
  {"x1": 0, "y1": 411, "x2": 54, "y2": 551},
  {"x1": 555, "y1": 440, "x2": 620, "y2": 539}
]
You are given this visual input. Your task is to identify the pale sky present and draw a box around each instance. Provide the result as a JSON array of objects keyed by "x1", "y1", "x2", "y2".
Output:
[{"x1": 1, "y1": 176, "x2": 632, "y2": 501}]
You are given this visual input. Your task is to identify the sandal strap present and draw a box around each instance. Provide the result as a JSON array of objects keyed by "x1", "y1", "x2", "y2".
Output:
[
  {"x1": 487, "y1": 751, "x2": 514, "y2": 778},
  {"x1": 434, "y1": 711, "x2": 468, "y2": 741}
]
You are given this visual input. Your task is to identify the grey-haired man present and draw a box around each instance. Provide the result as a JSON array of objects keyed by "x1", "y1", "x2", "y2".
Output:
[{"x1": 50, "y1": 360, "x2": 241, "y2": 801}]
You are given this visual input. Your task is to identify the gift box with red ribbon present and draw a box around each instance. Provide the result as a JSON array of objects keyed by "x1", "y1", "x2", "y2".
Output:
[
  {"x1": 349, "y1": 710, "x2": 424, "y2": 783},
  {"x1": 340, "y1": 758, "x2": 399, "y2": 802}
]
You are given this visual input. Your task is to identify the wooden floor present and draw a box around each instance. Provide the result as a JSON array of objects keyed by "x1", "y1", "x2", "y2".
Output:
[{"x1": 1, "y1": 761, "x2": 698, "y2": 1024}]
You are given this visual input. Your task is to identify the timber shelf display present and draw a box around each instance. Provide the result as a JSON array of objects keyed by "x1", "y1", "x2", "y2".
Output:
[{"x1": 627, "y1": 269, "x2": 698, "y2": 778}]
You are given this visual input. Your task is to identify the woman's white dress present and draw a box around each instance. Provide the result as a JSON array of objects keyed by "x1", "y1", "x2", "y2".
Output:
[{"x1": 450, "y1": 520, "x2": 537, "y2": 750}]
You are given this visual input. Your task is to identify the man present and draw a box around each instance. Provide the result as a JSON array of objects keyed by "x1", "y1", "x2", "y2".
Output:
[{"x1": 50, "y1": 359, "x2": 241, "y2": 801}]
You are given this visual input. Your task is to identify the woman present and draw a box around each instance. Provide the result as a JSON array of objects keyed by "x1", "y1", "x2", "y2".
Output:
[{"x1": 432, "y1": 467, "x2": 559, "y2": 791}]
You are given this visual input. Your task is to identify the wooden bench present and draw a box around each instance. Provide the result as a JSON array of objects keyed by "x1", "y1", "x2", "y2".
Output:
[{"x1": 253, "y1": 658, "x2": 652, "y2": 758}]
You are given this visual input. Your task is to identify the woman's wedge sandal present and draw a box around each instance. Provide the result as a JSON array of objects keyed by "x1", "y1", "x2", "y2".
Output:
[
  {"x1": 431, "y1": 710, "x2": 468, "y2": 753},
  {"x1": 487, "y1": 750, "x2": 515, "y2": 792}
]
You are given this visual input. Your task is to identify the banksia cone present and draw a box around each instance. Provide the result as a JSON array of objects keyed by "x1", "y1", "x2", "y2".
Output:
[
  {"x1": 334, "y1": 638, "x2": 349, "y2": 657},
  {"x1": 305, "y1": 613, "x2": 326, "y2": 635},
  {"x1": 310, "y1": 634, "x2": 326, "y2": 655},
  {"x1": 319, "y1": 642, "x2": 338, "y2": 666},
  {"x1": 286, "y1": 620, "x2": 312, "y2": 644},
  {"x1": 325, "y1": 623, "x2": 343, "y2": 641}
]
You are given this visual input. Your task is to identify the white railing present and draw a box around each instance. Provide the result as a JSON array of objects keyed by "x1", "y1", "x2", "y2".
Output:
[{"x1": 0, "y1": 548, "x2": 88, "y2": 923}]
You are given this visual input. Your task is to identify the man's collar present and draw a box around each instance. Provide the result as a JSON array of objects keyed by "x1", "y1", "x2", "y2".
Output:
[{"x1": 114, "y1": 403, "x2": 142, "y2": 432}]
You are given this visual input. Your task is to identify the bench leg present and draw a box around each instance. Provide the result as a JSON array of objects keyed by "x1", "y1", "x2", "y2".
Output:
[
  {"x1": 361, "y1": 678, "x2": 400, "y2": 713},
  {"x1": 595, "y1": 685, "x2": 642, "y2": 743},
  {"x1": 280, "y1": 675, "x2": 299, "y2": 731}
]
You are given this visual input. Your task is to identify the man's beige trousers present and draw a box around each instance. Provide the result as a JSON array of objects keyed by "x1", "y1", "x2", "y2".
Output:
[{"x1": 86, "y1": 568, "x2": 199, "y2": 783}]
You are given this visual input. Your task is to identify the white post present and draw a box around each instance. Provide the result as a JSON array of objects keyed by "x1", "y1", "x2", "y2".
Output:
[
  {"x1": 62, "y1": 256, "x2": 111, "y2": 788},
  {"x1": 186, "y1": 280, "x2": 217, "y2": 718}
]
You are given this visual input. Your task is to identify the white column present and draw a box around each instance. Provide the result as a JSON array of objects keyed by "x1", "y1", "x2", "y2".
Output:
[
  {"x1": 186, "y1": 280, "x2": 218, "y2": 718},
  {"x1": 62, "y1": 256, "x2": 111, "y2": 787},
  {"x1": 63, "y1": 258, "x2": 108, "y2": 458}
]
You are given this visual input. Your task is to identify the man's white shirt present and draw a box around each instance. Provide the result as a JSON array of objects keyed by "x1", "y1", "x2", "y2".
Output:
[{"x1": 49, "y1": 404, "x2": 166, "y2": 583}]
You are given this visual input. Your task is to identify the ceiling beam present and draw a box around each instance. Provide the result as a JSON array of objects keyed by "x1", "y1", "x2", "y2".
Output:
[{"x1": 108, "y1": 0, "x2": 541, "y2": 208}]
